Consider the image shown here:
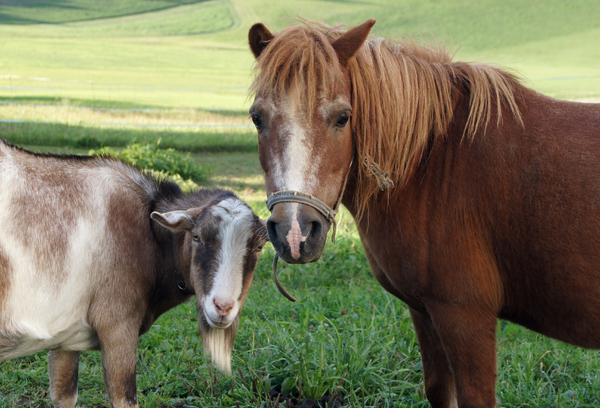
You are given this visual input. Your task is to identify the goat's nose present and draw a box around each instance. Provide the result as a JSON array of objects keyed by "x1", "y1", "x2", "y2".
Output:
[{"x1": 213, "y1": 297, "x2": 235, "y2": 317}]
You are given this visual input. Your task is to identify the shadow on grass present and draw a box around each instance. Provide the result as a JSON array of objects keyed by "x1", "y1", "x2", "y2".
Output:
[
  {"x1": 0, "y1": 96, "x2": 249, "y2": 116},
  {"x1": 0, "y1": 121, "x2": 258, "y2": 153}
]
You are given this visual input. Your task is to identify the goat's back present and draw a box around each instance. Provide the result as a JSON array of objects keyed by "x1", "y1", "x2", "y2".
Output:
[{"x1": 0, "y1": 141, "x2": 158, "y2": 359}]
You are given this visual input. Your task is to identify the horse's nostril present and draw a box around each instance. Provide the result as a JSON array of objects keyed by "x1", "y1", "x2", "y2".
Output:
[
  {"x1": 266, "y1": 219, "x2": 280, "y2": 244},
  {"x1": 308, "y1": 219, "x2": 322, "y2": 240}
]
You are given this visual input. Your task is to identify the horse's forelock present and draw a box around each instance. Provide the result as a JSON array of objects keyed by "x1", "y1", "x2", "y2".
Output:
[{"x1": 250, "y1": 22, "x2": 347, "y2": 117}]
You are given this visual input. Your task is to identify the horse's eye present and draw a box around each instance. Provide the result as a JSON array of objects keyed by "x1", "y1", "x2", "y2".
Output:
[
  {"x1": 251, "y1": 113, "x2": 263, "y2": 131},
  {"x1": 336, "y1": 112, "x2": 350, "y2": 128}
]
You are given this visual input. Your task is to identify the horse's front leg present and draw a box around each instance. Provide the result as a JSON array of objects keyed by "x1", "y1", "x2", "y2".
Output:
[
  {"x1": 49, "y1": 350, "x2": 81, "y2": 408},
  {"x1": 409, "y1": 307, "x2": 457, "y2": 408},
  {"x1": 424, "y1": 302, "x2": 498, "y2": 408}
]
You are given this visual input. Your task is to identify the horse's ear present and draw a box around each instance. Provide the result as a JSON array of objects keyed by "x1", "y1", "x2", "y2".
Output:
[
  {"x1": 332, "y1": 18, "x2": 376, "y2": 67},
  {"x1": 249, "y1": 23, "x2": 274, "y2": 58}
]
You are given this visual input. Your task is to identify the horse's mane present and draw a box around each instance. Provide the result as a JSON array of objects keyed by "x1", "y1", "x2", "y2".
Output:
[{"x1": 250, "y1": 20, "x2": 522, "y2": 219}]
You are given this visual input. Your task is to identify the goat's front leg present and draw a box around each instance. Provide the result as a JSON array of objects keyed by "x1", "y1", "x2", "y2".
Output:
[
  {"x1": 98, "y1": 328, "x2": 140, "y2": 408},
  {"x1": 49, "y1": 350, "x2": 81, "y2": 408}
]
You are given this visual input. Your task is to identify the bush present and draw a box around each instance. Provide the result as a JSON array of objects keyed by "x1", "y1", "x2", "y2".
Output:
[{"x1": 90, "y1": 140, "x2": 209, "y2": 183}]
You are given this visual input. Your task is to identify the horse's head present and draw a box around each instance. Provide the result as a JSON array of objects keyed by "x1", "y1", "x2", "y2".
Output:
[{"x1": 249, "y1": 19, "x2": 375, "y2": 264}]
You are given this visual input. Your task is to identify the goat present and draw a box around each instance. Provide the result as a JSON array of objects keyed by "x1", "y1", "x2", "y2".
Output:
[{"x1": 0, "y1": 139, "x2": 268, "y2": 408}]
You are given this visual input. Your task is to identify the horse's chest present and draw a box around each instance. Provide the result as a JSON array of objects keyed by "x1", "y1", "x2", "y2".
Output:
[{"x1": 359, "y1": 226, "x2": 425, "y2": 307}]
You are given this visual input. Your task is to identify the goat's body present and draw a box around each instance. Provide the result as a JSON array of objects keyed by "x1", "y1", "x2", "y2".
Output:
[
  {"x1": 0, "y1": 139, "x2": 267, "y2": 407},
  {"x1": 0, "y1": 142, "x2": 157, "y2": 361}
]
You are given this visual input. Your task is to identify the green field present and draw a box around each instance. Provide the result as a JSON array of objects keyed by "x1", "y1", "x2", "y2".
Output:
[
  {"x1": 0, "y1": 1, "x2": 599, "y2": 407},
  {"x1": 0, "y1": 0, "x2": 599, "y2": 114}
]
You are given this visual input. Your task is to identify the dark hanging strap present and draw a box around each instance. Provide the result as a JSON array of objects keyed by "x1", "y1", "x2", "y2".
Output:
[
  {"x1": 272, "y1": 253, "x2": 297, "y2": 302},
  {"x1": 172, "y1": 238, "x2": 194, "y2": 295}
]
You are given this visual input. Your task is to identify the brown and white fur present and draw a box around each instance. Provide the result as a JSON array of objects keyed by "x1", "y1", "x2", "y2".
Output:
[{"x1": 0, "y1": 139, "x2": 268, "y2": 408}]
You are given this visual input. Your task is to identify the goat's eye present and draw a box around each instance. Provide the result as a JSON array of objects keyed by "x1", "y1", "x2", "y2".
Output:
[
  {"x1": 336, "y1": 112, "x2": 350, "y2": 128},
  {"x1": 256, "y1": 245, "x2": 263, "y2": 251},
  {"x1": 251, "y1": 113, "x2": 263, "y2": 131},
  {"x1": 192, "y1": 234, "x2": 200, "y2": 242}
]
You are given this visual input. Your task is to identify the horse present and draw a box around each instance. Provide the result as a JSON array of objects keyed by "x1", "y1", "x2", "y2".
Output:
[{"x1": 247, "y1": 18, "x2": 600, "y2": 408}]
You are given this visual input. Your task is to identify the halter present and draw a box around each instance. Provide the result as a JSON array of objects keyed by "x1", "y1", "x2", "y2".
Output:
[
  {"x1": 266, "y1": 155, "x2": 394, "y2": 302},
  {"x1": 266, "y1": 190, "x2": 339, "y2": 241},
  {"x1": 266, "y1": 158, "x2": 353, "y2": 302},
  {"x1": 266, "y1": 156, "x2": 353, "y2": 244}
]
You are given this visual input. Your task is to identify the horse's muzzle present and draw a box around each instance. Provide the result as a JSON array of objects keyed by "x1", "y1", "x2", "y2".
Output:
[{"x1": 267, "y1": 202, "x2": 330, "y2": 264}]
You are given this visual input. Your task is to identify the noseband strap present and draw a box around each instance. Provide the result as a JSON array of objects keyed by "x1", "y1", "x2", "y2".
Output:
[
  {"x1": 265, "y1": 157, "x2": 352, "y2": 244},
  {"x1": 266, "y1": 190, "x2": 338, "y2": 237}
]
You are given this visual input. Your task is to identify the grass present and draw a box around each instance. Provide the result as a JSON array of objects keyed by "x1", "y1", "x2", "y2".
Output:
[
  {"x1": 0, "y1": 1, "x2": 599, "y2": 406},
  {"x1": 0, "y1": 121, "x2": 257, "y2": 152},
  {"x1": 1, "y1": 209, "x2": 599, "y2": 407},
  {"x1": 1, "y1": 123, "x2": 600, "y2": 407}
]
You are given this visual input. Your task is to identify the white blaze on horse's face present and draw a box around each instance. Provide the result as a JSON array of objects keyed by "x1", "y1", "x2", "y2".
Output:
[
  {"x1": 251, "y1": 91, "x2": 354, "y2": 263},
  {"x1": 281, "y1": 97, "x2": 323, "y2": 193}
]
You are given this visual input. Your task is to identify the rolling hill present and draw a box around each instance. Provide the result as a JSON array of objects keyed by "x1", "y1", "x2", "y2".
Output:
[{"x1": 0, "y1": 0, "x2": 598, "y2": 110}]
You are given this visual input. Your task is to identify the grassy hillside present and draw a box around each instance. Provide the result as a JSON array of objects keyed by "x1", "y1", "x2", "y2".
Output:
[
  {"x1": 0, "y1": 2, "x2": 599, "y2": 407},
  {"x1": 0, "y1": 0, "x2": 204, "y2": 24},
  {"x1": 0, "y1": 0, "x2": 598, "y2": 113}
]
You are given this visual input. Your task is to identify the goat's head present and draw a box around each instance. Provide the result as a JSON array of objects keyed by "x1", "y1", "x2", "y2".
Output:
[{"x1": 151, "y1": 197, "x2": 268, "y2": 373}]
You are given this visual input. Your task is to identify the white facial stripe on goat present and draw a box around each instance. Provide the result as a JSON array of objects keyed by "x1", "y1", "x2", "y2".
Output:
[{"x1": 206, "y1": 198, "x2": 253, "y2": 315}]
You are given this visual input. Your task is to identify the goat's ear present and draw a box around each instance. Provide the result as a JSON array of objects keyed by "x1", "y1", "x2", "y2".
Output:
[
  {"x1": 249, "y1": 23, "x2": 274, "y2": 58},
  {"x1": 151, "y1": 211, "x2": 193, "y2": 232},
  {"x1": 331, "y1": 18, "x2": 376, "y2": 67}
]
